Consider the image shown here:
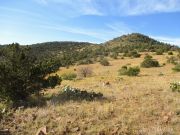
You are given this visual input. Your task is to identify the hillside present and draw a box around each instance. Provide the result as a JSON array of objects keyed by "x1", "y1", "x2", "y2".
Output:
[
  {"x1": 29, "y1": 41, "x2": 95, "y2": 59},
  {"x1": 1, "y1": 52, "x2": 180, "y2": 134},
  {"x1": 1, "y1": 33, "x2": 180, "y2": 135},
  {"x1": 105, "y1": 33, "x2": 178, "y2": 52}
]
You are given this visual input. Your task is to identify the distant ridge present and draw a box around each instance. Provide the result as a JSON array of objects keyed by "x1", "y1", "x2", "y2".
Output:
[{"x1": 105, "y1": 33, "x2": 171, "y2": 47}]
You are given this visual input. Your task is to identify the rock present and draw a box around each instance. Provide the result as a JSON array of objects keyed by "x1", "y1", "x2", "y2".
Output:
[
  {"x1": 71, "y1": 127, "x2": 80, "y2": 132},
  {"x1": 36, "y1": 126, "x2": 47, "y2": 135},
  {"x1": 2, "y1": 108, "x2": 6, "y2": 113},
  {"x1": 111, "y1": 127, "x2": 119, "y2": 135},
  {"x1": 0, "y1": 129, "x2": 10, "y2": 135},
  {"x1": 103, "y1": 81, "x2": 110, "y2": 86},
  {"x1": 98, "y1": 130, "x2": 106, "y2": 135},
  {"x1": 162, "y1": 111, "x2": 173, "y2": 123}
]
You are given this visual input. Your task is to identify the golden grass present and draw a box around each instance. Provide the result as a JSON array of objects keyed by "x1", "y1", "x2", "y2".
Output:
[{"x1": 1, "y1": 52, "x2": 180, "y2": 135}]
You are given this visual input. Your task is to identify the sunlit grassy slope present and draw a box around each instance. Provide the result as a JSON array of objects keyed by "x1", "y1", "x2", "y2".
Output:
[{"x1": 1, "y1": 52, "x2": 180, "y2": 135}]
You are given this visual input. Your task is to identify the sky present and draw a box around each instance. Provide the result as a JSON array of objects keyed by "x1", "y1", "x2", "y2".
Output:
[{"x1": 0, "y1": 0, "x2": 180, "y2": 45}]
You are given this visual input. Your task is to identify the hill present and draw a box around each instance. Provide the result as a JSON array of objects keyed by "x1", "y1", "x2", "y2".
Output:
[
  {"x1": 29, "y1": 41, "x2": 94, "y2": 59},
  {"x1": 1, "y1": 33, "x2": 180, "y2": 135},
  {"x1": 104, "y1": 33, "x2": 178, "y2": 52},
  {"x1": 0, "y1": 33, "x2": 179, "y2": 67}
]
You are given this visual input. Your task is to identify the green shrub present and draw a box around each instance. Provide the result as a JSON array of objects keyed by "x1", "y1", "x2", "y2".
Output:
[
  {"x1": 119, "y1": 66, "x2": 140, "y2": 76},
  {"x1": 168, "y1": 51, "x2": 173, "y2": 55},
  {"x1": 77, "y1": 58, "x2": 93, "y2": 65},
  {"x1": 45, "y1": 75, "x2": 62, "y2": 88},
  {"x1": 141, "y1": 56, "x2": 160, "y2": 68},
  {"x1": 124, "y1": 50, "x2": 141, "y2": 58},
  {"x1": 172, "y1": 64, "x2": 180, "y2": 72},
  {"x1": 156, "y1": 49, "x2": 164, "y2": 55},
  {"x1": 100, "y1": 58, "x2": 110, "y2": 66},
  {"x1": 118, "y1": 66, "x2": 128, "y2": 75},
  {"x1": 144, "y1": 54, "x2": 152, "y2": 59},
  {"x1": 61, "y1": 72, "x2": 77, "y2": 80},
  {"x1": 126, "y1": 67, "x2": 140, "y2": 76},
  {"x1": 170, "y1": 82, "x2": 180, "y2": 92}
]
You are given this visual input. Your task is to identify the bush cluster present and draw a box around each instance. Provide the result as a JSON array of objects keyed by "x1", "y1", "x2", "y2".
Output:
[
  {"x1": 170, "y1": 82, "x2": 180, "y2": 92},
  {"x1": 172, "y1": 64, "x2": 180, "y2": 72},
  {"x1": 141, "y1": 55, "x2": 160, "y2": 68},
  {"x1": 168, "y1": 51, "x2": 173, "y2": 55},
  {"x1": 100, "y1": 58, "x2": 110, "y2": 66},
  {"x1": 61, "y1": 86, "x2": 103, "y2": 101},
  {"x1": 124, "y1": 50, "x2": 141, "y2": 58},
  {"x1": 156, "y1": 49, "x2": 164, "y2": 55},
  {"x1": 44, "y1": 75, "x2": 62, "y2": 88},
  {"x1": 119, "y1": 66, "x2": 140, "y2": 76}
]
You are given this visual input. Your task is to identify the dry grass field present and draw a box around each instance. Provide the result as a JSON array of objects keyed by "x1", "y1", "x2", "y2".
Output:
[{"x1": 1, "y1": 52, "x2": 180, "y2": 135}]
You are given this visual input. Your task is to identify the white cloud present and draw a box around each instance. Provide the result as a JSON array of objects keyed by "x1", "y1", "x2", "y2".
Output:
[
  {"x1": 123, "y1": 0, "x2": 180, "y2": 15},
  {"x1": 34, "y1": 0, "x2": 180, "y2": 16},
  {"x1": 37, "y1": 21, "x2": 133, "y2": 42},
  {"x1": 152, "y1": 35, "x2": 180, "y2": 45},
  {"x1": 0, "y1": 6, "x2": 41, "y2": 17},
  {"x1": 34, "y1": 0, "x2": 103, "y2": 16},
  {"x1": 106, "y1": 22, "x2": 132, "y2": 34}
]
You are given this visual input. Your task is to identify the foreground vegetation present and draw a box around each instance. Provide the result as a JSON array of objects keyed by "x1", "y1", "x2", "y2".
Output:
[{"x1": 0, "y1": 33, "x2": 180, "y2": 134}]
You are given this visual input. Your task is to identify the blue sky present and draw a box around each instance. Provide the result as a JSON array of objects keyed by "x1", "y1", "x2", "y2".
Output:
[{"x1": 0, "y1": 0, "x2": 180, "y2": 45}]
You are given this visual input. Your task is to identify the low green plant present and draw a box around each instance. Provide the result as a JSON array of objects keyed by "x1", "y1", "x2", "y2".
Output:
[
  {"x1": 141, "y1": 56, "x2": 160, "y2": 68},
  {"x1": 144, "y1": 54, "x2": 152, "y2": 59},
  {"x1": 168, "y1": 51, "x2": 173, "y2": 55},
  {"x1": 156, "y1": 49, "x2": 164, "y2": 55},
  {"x1": 77, "y1": 58, "x2": 93, "y2": 65},
  {"x1": 123, "y1": 50, "x2": 141, "y2": 58},
  {"x1": 61, "y1": 72, "x2": 77, "y2": 80},
  {"x1": 158, "y1": 72, "x2": 164, "y2": 76},
  {"x1": 170, "y1": 82, "x2": 180, "y2": 92},
  {"x1": 45, "y1": 75, "x2": 62, "y2": 88},
  {"x1": 119, "y1": 66, "x2": 140, "y2": 76},
  {"x1": 100, "y1": 58, "x2": 110, "y2": 66},
  {"x1": 172, "y1": 64, "x2": 180, "y2": 72}
]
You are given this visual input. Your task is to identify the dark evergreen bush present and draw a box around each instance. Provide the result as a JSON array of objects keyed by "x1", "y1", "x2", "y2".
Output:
[
  {"x1": 123, "y1": 50, "x2": 141, "y2": 58},
  {"x1": 168, "y1": 51, "x2": 173, "y2": 55},
  {"x1": 119, "y1": 66, "x2": 140, "y2": 76},
  {"x1": 0, "y1": 44, "x2": 61, "y2": 102},
  {"x1": 141, "y1": 56, "x2": 160, "y2": 68},
  {"x1": 45, "y1": 75, "x2": 62, "y2": 88}
]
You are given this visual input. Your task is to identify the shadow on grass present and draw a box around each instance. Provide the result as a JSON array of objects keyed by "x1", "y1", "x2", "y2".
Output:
[
  {"x1": 48, "y1": 89, "x2": 107, "y2": 105},
  {"x1": 12, "y1": 89, "x2": 107, "y2": 108}
]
